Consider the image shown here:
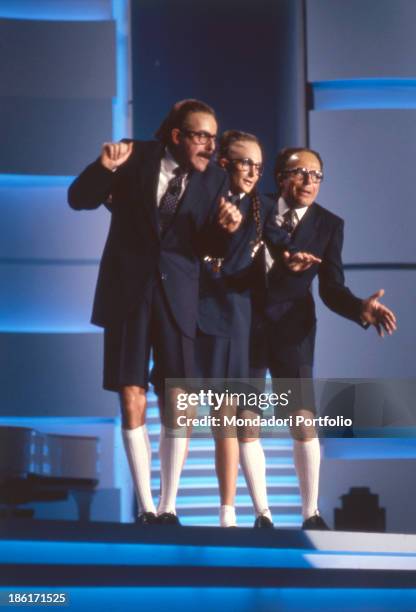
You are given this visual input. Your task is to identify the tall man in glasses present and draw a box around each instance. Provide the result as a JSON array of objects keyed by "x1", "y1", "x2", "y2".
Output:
[
  {"x1": 249, "y1": 147, "x2": 397, "y2": 529},
  {"x1": 68, "y1": 99, "x2": 242, "y2": 526}
]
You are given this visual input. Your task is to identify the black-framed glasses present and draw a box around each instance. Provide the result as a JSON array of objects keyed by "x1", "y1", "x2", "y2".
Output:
[
  {"x1": 229, "y1": 158, "x2": 264, "y2": 176},
  {"x1": 284, "y1": 167, "x2": 323, "y2": 183},
  {"x1": 181, "y1": 130, "x2": 217, "y2": 145}
]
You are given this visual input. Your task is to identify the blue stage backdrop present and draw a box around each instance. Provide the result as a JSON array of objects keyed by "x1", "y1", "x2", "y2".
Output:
[{"x1": 130, "y1": 0, "x2": 307, "y2": 194}]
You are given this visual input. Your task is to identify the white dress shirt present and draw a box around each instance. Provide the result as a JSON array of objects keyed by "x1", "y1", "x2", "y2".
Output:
[
  {"x1": 156, "y1": 148, "x2": 188, "y2": 207},
  {"x1": 276, "y1": 196, "x2": 309, "y2": 227}
]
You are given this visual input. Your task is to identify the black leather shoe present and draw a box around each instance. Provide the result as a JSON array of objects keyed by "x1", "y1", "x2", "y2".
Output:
[
  {"x1": 136, "y1": 512, "x2": 158, "y2": 525},
  {"x1": 302, "y1": 514, "x2": 330, "y2": 530},
  {"x1": 157, "y1": 512, "x2": 181, "y2": 526},
  {"x1": 254, "y1": 515, "x2": 274, "y2": 528}
]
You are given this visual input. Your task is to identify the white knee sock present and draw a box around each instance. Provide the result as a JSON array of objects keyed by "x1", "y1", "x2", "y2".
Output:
[
  {"x1": 122, "y1": 425, "x2": 156, "y2": 515},
  {"x1": 157, "y1": 425, "x2": 188, "y2": 514},
  {"x1": 220, "y1": 504, "x2": 236, "y2": 527},
  {"x1": 293, "y1": 438, "x2": 321, "y2": 520},
  {"x1": 239, "y1": 440, "x2": 272, "y2": 520}
]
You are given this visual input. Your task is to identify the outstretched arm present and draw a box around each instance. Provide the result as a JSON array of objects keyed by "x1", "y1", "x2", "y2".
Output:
[{"x1": 360, "y1": 289, "x2": 397, "y2": 337}]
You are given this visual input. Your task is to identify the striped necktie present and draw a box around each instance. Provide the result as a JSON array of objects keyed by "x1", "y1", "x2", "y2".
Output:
[
  {"x1": 159, "y1": 167, "x2": 186, "y2": 234},
  {"x1": 281, "y1": 208, "x2": 298, "y2": 236}
]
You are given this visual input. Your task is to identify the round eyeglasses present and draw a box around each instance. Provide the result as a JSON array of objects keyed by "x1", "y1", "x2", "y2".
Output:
[
  {"x1": 229, "y1": 158, "x2": 264, "y2": 176},
  {"x1": 284, "y1": 167, "x2": 323, "y2": 183},
  {"x1": 181, "y1": 130, "x2": 217, "y2": 145}
]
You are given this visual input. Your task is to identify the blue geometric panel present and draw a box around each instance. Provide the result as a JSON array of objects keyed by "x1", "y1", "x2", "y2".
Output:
[
  {"x1": 0, "y1": 18, "x2": 115, "y2": 98},
  {"x1": 0, "y1": 263, "x2": 98, "y2": 332},
  {"x1": 307, "y1": 0, "x2": 416, "y2": 81},
  {"x1": 314, "y1": 269, "x2": 414, "y2": 378},
  {"x1": 0, "y1": 0, "x2": 112, "y2": 21},
  {"x1": 0, "y1": 181, "x2": 109, "y2": 260},
  {"x1": 312, "y1": 79, "x2": 416, "y2": 110},
  {"x1": 0, "y1": 98, "x2": 113, "y2": 175},
  {"x1": 0, "y1": 332, "x2": 117, "y2": 417},
  {"x1": 309, "y1": 109, "x2": 416, "y2": 264}
]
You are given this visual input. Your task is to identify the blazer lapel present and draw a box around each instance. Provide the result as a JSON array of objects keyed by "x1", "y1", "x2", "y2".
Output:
[
  {"x1": 291, "y1": 204, "x2": 320, "y2": 250},
  {"x1": 169, "y1": 169, "x2": 207, "y2": 223}
]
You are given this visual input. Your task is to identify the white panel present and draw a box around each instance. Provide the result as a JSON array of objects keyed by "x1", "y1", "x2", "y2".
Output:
[
  {"x1": 307, "y1": 0, "x2": 416, "y2": 80},
  {"x1": 314, "y1": 269, "x2": 413, "y2": 378},
  {"x1": 0, "y1": 183, "x2": 109, "y2": 259},
  {"x1": 309, "y1": 109, "x2": 416, "y2": 263}
]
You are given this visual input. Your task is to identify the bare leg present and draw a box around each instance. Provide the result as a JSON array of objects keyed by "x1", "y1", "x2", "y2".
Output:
[{"x1": 213, "y1": 400, "x2": 238, "y2": 526}]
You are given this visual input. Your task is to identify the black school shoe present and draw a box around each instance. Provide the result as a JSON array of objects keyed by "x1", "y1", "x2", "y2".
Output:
[
  {"x1": 254, "y1": 515, "x2": 274, "y2": 528},
  {"x1": 136, "y1": 512, "x2": 158, "y2": 525},
  {"x1": 157, "y1": 512, "x2": 181, "y2": 526},
  {"x1": 302, "y1": 514, "x2": 330, "y2": 530}
]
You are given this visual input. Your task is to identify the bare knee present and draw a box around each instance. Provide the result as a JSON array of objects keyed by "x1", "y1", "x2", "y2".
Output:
[
  {"x1": 289, "y1": 409, "x2": 317, "y2": 441},
  {"x1": 120, "y1": 385, "x2": 147, "y2": 429},
  {"x1": 237, "y1": 409, "x2": 260, "y2": 442}
]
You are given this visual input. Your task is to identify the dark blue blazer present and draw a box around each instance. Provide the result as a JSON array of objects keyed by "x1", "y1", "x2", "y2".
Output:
[
  {"x1": 198, "y1": 193, "x2": 290, "y2": 337},
  {"x1": 262, "y1": 201, "x2": 364, "y2": 336},
  {"x1": 68, "y1": 140, "x2": 228, "y2": 338}
]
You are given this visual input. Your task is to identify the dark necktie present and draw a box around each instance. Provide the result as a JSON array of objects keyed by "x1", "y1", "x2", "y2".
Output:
[
  {"x1": 159, "y1": 167, "x2": 186, "y2": 234},
  {"x1": 281, "y1": 208, "x2": 297, "y2": 236}
]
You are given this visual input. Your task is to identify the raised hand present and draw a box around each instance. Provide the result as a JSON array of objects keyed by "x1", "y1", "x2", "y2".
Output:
[
  {"x1": 361, "y1": 289, "x2": 397, "y2": 337},
  {"x1": 218, "y1": 196, "x2": 243, "y2": 233},
  {"x1": 283, "y1": 250, "x2": 322, "y2": 272},
  {"x1": 100, "y1": 141, "x2": 133, "y2": 171}
]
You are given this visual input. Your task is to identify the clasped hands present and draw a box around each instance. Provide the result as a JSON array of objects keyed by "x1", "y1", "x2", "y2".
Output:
[{"x1": 217, "y1": 197, "x2": 243, "y2": 233}]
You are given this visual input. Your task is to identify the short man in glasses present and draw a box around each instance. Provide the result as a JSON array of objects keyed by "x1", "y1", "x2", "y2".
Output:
[
  {"x1": 68, "y1": 99, "x2": 242, "y2": 526},
  {"x1": 249, "y1": 147, "x2": 397, "y2": 529},
  {"x1": 196, "y1": 133, "x2": 320, "y2": 527}
]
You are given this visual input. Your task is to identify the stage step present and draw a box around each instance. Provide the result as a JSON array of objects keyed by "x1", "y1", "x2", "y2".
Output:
[{"x1": 1, "y1": 518, "x2": 415, "y2": 612}]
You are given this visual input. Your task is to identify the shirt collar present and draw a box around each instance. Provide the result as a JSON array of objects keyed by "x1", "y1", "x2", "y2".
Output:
[
  {"x1": 278, "y1": 197, "x2": 309, "y2": 221},
  {"x1": 228, "y1": 191, "x2": 247, "y2": 201},
  {"x1": 162, "y1": 147, "x2": 183, "y2": 177}
]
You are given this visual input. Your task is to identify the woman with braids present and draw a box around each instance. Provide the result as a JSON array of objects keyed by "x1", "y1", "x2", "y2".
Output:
[{"x1": 196, "y1": 131, "x2": 320, "y2": 527}]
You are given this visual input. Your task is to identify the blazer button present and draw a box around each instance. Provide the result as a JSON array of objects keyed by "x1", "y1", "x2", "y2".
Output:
[{"x1": 161, "y1": 272, "x2": 168, "y2": 281}]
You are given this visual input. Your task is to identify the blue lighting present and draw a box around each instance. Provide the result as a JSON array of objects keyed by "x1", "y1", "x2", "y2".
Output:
[
  {"x1": 180, "y1": 514, "x2": 301, "y2": 527},
  {"x1": 312, "y1": 78, "x2": 416, "y2": 110},
  {"x1": 323, "y1": 437, "x2": 416, "y2": 459},
  {"x1": 175, "y1": 494, "x2": 301, "y2": 507},
  {"x1": 112, "y1": 0, "x2": 130, "y2": 141},
  {"x1": 0, "y1": 324, "x2": 100, "y2": 334},
  {"x1": 0, "y1": 1, "x2": 112, "y2": 21},
  {"x1": 2, "y1": 588, "x2": 415, "y2": 612},
  {"x1": 0, "y1": 540, "x2": 313, "y2": 568},
  {"x1": 0, "y1": 174, "x2": 74, "y2": 187},
  {"x1": 0, "y1": 416, "x2": 117, "y2": 426}
]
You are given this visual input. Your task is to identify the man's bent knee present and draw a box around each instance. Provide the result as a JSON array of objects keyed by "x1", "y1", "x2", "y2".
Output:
[{"x1": 120, "y1": 385, "x2": 147, "y2": 428}]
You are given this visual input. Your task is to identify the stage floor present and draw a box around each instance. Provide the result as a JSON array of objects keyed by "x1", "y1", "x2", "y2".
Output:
[{"x1": 1, "y1": 520, "x2": 415, "y2": 611}]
